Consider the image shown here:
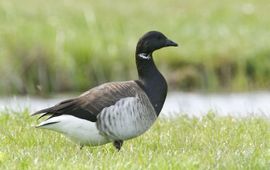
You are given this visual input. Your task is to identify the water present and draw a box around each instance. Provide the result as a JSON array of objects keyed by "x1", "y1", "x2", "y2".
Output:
[
  {"x1": 0, "y1": 92, "x2": 270, "y2": 118},
  {"x1": 162, "y1": 91, "x2": 270, "y2": 118}
]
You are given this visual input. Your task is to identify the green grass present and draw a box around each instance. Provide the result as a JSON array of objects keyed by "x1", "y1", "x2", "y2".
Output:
[
  {"x1": 0, "y1": 111, "x2": 269, "y2": 169},
  {"x1": 0, "y1": 0, "x2": 270, "y2": 95}
]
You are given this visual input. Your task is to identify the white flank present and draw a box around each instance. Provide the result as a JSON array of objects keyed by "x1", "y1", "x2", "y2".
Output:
[
  {"x1": 138, "y1": 53, "x2": 151, "y2": 60},
  {"x1": 98, "y1": 96, "x2": 157, "y2": 140},
  {"x1": 37, "y1": 115, "x2": 109, "y2": 146}
]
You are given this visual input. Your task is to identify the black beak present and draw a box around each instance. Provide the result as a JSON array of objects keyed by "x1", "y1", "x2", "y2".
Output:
[{"x1": 165, "y1": 39, "x2": 178, "y2": 47}]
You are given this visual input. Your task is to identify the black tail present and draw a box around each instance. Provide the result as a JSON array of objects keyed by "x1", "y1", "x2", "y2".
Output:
[{"x1": 31, "y1": 99, "x2": 76, "y2": 119}]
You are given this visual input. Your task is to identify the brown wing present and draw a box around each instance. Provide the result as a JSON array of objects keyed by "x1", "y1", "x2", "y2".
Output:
[{"x1": 32, "y1": 81, "x2": 142, "y2": 122}]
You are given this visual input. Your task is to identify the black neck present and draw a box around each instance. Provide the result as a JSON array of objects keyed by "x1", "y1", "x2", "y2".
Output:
[{"x1": 135, "y1": 53, "x2": 167, "y2": 116}]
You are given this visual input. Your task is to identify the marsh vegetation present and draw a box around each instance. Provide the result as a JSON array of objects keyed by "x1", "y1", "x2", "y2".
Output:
[{"x1": 0, "y1": 0, "x2": 270, "y2": 95}]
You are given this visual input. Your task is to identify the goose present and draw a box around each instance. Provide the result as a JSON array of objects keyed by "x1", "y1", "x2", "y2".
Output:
[{"x1": 32, "y1": 31, "x2": 178, "y2": 150}]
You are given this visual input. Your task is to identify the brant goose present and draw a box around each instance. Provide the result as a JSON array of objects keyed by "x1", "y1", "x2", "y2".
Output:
[{"x1": 32, "y1": 31, "x2": 178, "y2": 150}]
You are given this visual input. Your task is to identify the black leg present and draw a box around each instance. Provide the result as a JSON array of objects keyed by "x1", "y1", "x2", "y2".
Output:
[
  {"x1": 113, "y1": 140, "x2": 123, "y2": 151},
  {"x1": 80, "y1": 145, "x2": 84, "y2": 150}
]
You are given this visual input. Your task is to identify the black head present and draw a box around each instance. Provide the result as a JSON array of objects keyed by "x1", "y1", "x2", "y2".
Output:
[{"x1": 136, "y1": 31, "x2": 178, "y2": 56}]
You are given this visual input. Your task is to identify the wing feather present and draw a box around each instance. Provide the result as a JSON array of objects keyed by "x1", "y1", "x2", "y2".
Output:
[{"x1": 32, "y1": 81, "x2": 143, "y2": 122}]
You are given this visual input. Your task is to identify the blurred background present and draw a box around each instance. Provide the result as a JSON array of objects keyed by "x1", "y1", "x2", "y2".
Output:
[
  {"x1": 0, "y1": 0, "x2": 269, "y2": 116},
  {"x1": 1, "y1": 0, "x2": 270, "y2": 95}
]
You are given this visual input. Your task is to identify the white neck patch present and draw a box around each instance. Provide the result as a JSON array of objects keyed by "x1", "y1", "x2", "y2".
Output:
[{"x1": 138, "y1": 53, "x2": 151, "y2": 60}]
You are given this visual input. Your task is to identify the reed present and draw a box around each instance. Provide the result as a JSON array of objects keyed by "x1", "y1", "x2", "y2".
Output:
[{"x1": 0, "y1": 0, "x2": 270, "y2": 95}]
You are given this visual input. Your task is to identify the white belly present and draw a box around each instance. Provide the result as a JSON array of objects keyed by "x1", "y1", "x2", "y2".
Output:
[{"x1": 37, "y1": 115, "x2": 110, "y2": 146}]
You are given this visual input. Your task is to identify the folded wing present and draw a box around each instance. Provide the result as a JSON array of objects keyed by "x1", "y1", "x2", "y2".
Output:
[{"x1": 32, "y1": 81, "x2": 140, "y2": 123}]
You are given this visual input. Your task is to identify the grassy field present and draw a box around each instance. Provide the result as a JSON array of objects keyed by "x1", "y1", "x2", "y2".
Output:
[
  {"x1": 0, "y1": 111, "x2": 269, "y2": 169},
  {"x1": 0, "y1": 0, "x2": 270, "y2": 95}
]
